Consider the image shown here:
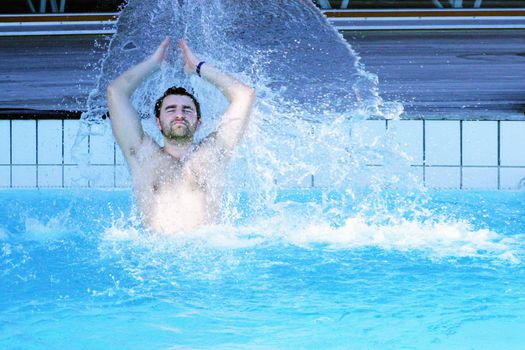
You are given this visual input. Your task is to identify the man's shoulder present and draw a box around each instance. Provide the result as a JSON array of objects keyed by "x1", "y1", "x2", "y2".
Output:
[
  {"x1": 191, "y1": 132, "x2": 219, "y2": 153},
  {"x1": 185, "y1": 132, "x2": 230, "y2": 170},
  {"x1": 127, "y1": 134, "x2": 163, "y2": 166}
]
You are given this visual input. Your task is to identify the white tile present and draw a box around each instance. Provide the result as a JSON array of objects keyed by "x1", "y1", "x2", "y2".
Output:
[
  {"x1": 349, "y1": 120, "x2": 387, "y2": 167},
  {"x1": 500, "y1": 168, "x2": 525, "y2": 190},
  {"x1": 366, "y1": 164, "x2": 424, "y2": 189},
  {"x1": 313, "y1": 155, "x2": 356, "y2": 188},
  {"x1": 352, "y1": 120, "x2": 387, "y2": 146},
  {"x1": 425, "y1": 166, "x2": 461, "y2": 189},
  {"x1": 115, "y1": 166, "x2": 132, "y2": 187},
  {"x1": 38, "y1": 166, "x2": 63, "y2": 187},
  {"x1": 90, "y1": 165, "x2": 115, "y2": 187},
  {"x1": 463, "y1": 121, "x2": 497, "y2": 166},
  {"x1": 425, "y1": 121, "x2": 460, "y2": 166},
  {"x1": 12, "y1": 165, "x2": 36, "y2": 187},
  {"x1": 462, "y1": 167, "x2": 498, "y2": 189},
  {"x1": 387, "y1": 120, "x2": 423, "y2": 165},
  {"x1": 64, "y1": 165, "x2": 88, "y2": 187},
  {"x1": 38, "y1": 120, "x2": 62, "y2": 165},
  {"x1": 64, "y1": 120, "x2": 82, "y2": 164},
  {"x1": 0, "y1": 120, "x2": 10, "y2": 164},
  {"x1": 0, "y1": 166, "x2": 10, "y2": 187},
  {"x1": 89, "y1": 124, "x2": 115, "y2": 165},
  {"x1": 115, "y1": 145, "x2": 126, "y2": 165},
  {"x1": 501, "y1": 121, "x2": 525, "y2": 166},
  {"x1": 12, "y1": 120, "x2": 36, "y2": 165},
  {"x1": 408, "y1": 166, "x2": 424, "y2": 187},
  {"x1": 392, "y1": 165, "x2": 424, "y2": 189}
]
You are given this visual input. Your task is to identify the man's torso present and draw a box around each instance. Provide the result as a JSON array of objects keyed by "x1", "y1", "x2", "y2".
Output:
[{"x1": 128, "y1": 136, "x2": 226, "y2": 234}]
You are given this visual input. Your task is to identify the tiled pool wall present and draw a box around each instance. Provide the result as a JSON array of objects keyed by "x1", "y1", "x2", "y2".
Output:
[{"x1": 1, "y1": 118, "x2": 524, "y2": 190}]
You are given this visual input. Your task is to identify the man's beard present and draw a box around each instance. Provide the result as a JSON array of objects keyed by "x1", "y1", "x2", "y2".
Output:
[{"x1": 161, "y1": 121, "x2": 193, "y2": 142}]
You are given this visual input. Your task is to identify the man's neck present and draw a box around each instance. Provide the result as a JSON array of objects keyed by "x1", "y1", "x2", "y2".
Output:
[{"x1": 162, "y1": 139, "x2": 193, "y2": 160}]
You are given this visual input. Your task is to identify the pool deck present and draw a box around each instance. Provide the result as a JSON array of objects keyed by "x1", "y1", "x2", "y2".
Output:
[{"x1": 0, "y1": 30, "x2": 524, "y2": 120}]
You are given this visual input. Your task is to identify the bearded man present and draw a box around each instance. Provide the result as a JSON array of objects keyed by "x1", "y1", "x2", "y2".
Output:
[{"x1": 107, "y1": 37, "x2": 255, "y2": 234}]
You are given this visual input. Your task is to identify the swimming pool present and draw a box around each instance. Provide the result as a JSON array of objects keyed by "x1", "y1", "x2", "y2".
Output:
[
  {"x1": 1, "y1": 189, "x2": 524, "y2": 349},
  {"x1": 2, "y1": 0, "x2": 525, "y2": 348}
]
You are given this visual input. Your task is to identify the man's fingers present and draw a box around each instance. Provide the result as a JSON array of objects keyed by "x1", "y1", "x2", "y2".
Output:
[
  {"x1": 162, "y1": 37, "x2": 170, "y2": 50},
  {"x1": 159, "y1": 37, "x2": 170, "y2": 53},
  {"x1": 151, "y1": 36, "x2": 170, "y2": 63},
  {"x1": 154, "y1": 37, "x2": 169, "y2": 52},
  {"x1": 178, "y1": 38, "x2": 198, "y2": 73}
]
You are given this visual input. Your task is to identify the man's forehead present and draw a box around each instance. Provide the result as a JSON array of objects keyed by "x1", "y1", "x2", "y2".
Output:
[{"x1": 162, "y1": 94, "x2": 196, "y2": 108}]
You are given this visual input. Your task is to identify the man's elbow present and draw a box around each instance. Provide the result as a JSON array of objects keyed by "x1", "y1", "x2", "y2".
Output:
[
  {"x1": 106, "y1": 83, "x2": 116, "y2": 101},
  {"x1": 246, "y1": 86, "x2": 255, "y2": 99},
  {"x1": 106, "y1": 82, "x2": 128, "y2": 103},
  {"x1": 240, "y1": 85, "x2": 256, "y2": 104}
]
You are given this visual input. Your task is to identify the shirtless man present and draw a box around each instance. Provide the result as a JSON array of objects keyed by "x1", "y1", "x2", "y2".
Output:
[{"x1": 107, "y1": 37, "x2": 255, "y2": 234}]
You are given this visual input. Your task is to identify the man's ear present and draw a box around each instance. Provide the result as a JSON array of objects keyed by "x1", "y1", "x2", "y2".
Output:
[{"x1": 155, "y1": 117, "x2": 161, "y2": 130}]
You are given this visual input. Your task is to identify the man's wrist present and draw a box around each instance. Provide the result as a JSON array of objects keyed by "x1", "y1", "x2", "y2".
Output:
[{"x1": 196, "y1": 61, "x2": 205, "y2": 77}]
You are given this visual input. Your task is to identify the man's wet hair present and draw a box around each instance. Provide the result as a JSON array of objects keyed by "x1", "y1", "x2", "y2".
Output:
[{"x1": 154, "y1": 86, "x2": 201, "y2": 119}]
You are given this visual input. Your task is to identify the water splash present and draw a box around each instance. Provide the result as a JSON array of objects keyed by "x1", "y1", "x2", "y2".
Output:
[
  {"x1": 80, "y1": 0, "x2": 419, "y2": 230},
  {"x1": 98, "y1": 203, "x2": 523, "y2": 264},
  {"x1": 22, "y1": 211, "x2": 79, "y2": 242},
  {"x1": 83, "y1": 0, "x2": 393, "y2": 121}
]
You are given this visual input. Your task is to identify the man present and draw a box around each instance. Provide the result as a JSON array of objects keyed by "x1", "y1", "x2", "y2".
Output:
[{"x1": 107, "y1": 37, "x2": 255, "y2": 234}]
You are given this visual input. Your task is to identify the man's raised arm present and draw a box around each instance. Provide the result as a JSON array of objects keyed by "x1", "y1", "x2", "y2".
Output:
[
  {"x1": 180, "y1": 40, "x2": 255, "y2": 152},
  {"x1": 107, "y1": 37, "x2": 170, "y2": 162}
]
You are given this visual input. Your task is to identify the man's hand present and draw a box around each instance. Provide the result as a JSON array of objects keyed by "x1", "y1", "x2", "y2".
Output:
[
  {"x1": 149, "y1": 36, "x2": 170, "y2": 67},
  {"x1": 179, "y1": 39, "x2": 200, "y2": 74}
]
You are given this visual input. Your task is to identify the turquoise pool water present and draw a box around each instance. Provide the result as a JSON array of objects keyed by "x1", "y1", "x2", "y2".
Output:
[{"x1": 1, "y1": 189, "x2": 524, "y2": 349}]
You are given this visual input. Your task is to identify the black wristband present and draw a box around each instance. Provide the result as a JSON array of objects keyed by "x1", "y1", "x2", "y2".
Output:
[{"x1": 196, "y1": 61, "x2": 205, "y2": 77}]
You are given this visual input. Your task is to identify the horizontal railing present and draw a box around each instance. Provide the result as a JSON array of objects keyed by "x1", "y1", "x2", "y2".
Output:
[
  {"x1": 2, "y1": 9, "x2": 525, "y2": 35},
  {"x1": 322, "y1": 9, "x2": 525, "y2": 30},
  {"x1": 0, "y1": 13, "x2": 116, "y2": 35}
]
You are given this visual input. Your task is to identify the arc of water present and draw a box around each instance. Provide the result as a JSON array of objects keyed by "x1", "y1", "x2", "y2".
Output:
[
  {"x1": 449, "y1": 0, "x2": 463, "y2": 8},
  {"x1": 26, "y1": 0, "x2": 36, "y2": 12},
  {"x1": 432, "y1": 0, "x2": 444, "y2": 9},
  {"x1": 433, "y1": 0, "x2": 482, "y2": 8},
  {"x1": 317, "y1": 0, "x2": 331, "y2": 9}
]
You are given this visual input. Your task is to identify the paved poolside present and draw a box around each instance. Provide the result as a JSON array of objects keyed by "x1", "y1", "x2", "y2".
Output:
[{"x1": 0, "y1": 30, "x2": 523, "y2": 120}]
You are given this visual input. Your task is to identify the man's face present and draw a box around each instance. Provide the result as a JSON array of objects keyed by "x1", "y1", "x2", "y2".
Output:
[{"x1": 157, "y1": 94, "x2": 200, "y2": 142}]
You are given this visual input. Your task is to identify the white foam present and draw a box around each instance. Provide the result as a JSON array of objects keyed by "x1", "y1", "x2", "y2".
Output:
[
  {"x1": 22, "y1": 211, "x2": 77, "y2": 241},
  {"x1": 100, "y1": 211, "x2": 521, "y2": 264},
  {"x1": 286, "y1": 216, "x2": 520, "y2": 262}
]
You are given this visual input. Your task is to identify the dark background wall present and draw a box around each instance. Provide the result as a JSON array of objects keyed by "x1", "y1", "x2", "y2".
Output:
[
  {"x1": 316, "y1": 1, "x2": 525, "y2": 9},
  {"x1": 2, "y1": 1, "x2": 524, "y2": 14},
  {"x1": 1, "y1": 0, "x2": 125, "y2": 13}
]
